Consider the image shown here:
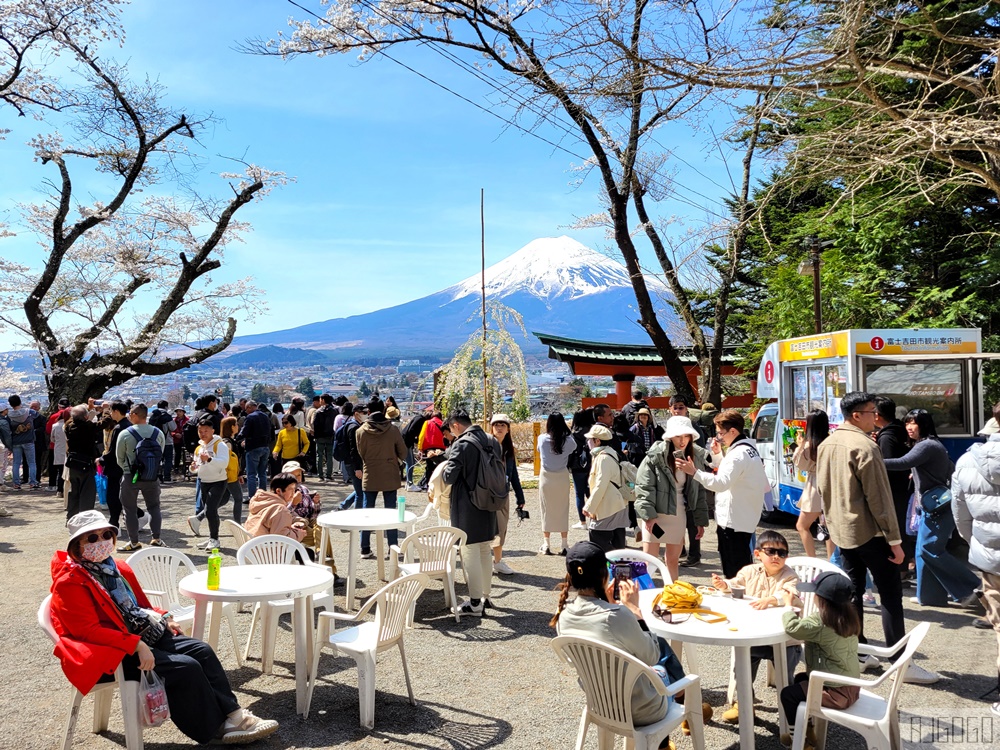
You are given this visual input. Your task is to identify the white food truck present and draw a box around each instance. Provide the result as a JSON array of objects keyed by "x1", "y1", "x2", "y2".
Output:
[{"x1": 750, "y1": 328, "x2": 999, "y2": 517}]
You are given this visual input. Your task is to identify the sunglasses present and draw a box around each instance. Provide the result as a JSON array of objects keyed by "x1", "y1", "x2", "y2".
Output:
[
  {"x1": 85, "y1": 529, "x2": 115, "y2": 544},
  {"x1": 760, "y1": 547, "x2": 789, "y2": 558}
]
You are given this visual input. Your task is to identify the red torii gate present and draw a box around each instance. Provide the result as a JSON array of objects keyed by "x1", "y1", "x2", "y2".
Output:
[{"x1": 533, "y1": 332, "x2": 756, "y2": 410}]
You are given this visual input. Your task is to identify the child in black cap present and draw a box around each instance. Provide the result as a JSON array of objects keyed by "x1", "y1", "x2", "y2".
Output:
[{"x1": 779, "y1": 571, "x2": 862, "y2": 747}]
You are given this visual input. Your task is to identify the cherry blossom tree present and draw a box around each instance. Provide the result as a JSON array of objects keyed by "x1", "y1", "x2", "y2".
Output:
[
  {"x1": 0, "y1": 10, "x2": 286, "y2": 404},
  {"x1": 253, "y1": 0, "x2": 765, "y2": 404}
]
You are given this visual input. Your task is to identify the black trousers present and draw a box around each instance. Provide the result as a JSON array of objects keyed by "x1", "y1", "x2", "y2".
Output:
[
  {"x1": 684, "y1": 509, "x2": 701, "y2": 561},
  {"x1": 117, "y1": 632, "x2": 239, "y2": 744},
  {"x1": 717, "y1": 527, "x2": 753, "y2": 579},
  {"x1": 589, "y1": 527, "x2": 627, "y2": 553},
  {"x1": 201, "y1": 480, "x2": 227, "y2": 540},
  {"x1": 105, "y1": 467, "x2": 124, "y2": 527},
  {"x1": 66, "y1": 467, "x2": 96, "y2": 520},
  {"x1": 840, "y1": 535, "x2": 905, "y2": 646}
]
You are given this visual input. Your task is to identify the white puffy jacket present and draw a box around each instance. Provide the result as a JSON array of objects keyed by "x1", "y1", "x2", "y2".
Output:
[
  {"x1": 952, "y1": 435, "x2": 1000, "y2": 576},
  {"x1": 692, "y1": 435, "x2": 769, "y2": 534}
]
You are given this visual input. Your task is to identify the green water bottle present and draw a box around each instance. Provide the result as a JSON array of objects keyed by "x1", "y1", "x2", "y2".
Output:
[
  {"x1": 207, "y1": 548, "x2": 222, "y2": 591},
  {"x1": 397, "y1": 495, "x2": 406, "y2": 523}
]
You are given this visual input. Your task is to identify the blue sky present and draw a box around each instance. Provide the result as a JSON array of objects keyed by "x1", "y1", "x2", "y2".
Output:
[{"x1": 0, "y1": 0, "x2": 746, "y2": 352}]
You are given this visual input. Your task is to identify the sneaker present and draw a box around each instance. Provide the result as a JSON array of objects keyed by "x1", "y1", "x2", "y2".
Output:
[
  {"x1": 218, "y1": 709, "x2": 279, "y2": 744},
  {"x1": 188, "y1": 515, "x2": 202, "y2": 537},
  {"x1": 0, "y1": 506, "x2": 12, "y2": 517},
  {"x1": 956, "y1": 592, "x2": 981, "y2": 609},
  {"x1": 681, "y1": 702, "x2": 713, "y2": 735},
  {"x1": 360, "y1": 550, "x2": 375, "y2": 560},
  {"x1": 493, "y1": 560, "x2": 515, "y2": 575},
  {"x1": 721, "y1": 701, "x2": 740, "y2": 723},
  {"x1": 909, "y1": 596, "x2": 922, "y2": 604},
  {"x1": 457, "y1": 598, "x2": 485, "y2": 617},
  {"x1": 539, "y1": 542, "x2": 552, "y2": 556},
  {"x1": 859, "y1": 654, "x2": 880, "y2": 671},
  {"x1": 45, "y1": 486, "x2": 58, "y2": 492},
  {"x1": 198, "y1": 538, "x2": 222, "y2": 550},
  {"x1": 558, "y1": 546, "x2": 568, "y2": 556},
  {"x1": 862, "y1": 592, "x2": 878, "y2": 608},
  {"x1": 680, "y1": 557, "x2": 702, "y2": 568},
  {"x1": 904, "y1": 662, "x2": 941, "y2": 684},
  {"x1": 118, "y1": 541, "x2": 142, "y2": 553},
  {"x1": 149, "y1": 539, "x2": 166, "y2": 547},
  {"x1": 29, "y1": 484, "x2": 41, "y2": 490},
  {"x1": 571, "y1": 521, "x2": 586, "y2": 530},
  {"x1": 974, "y1": 617, "x2": 992, "y2": 629},
  {"x1": 11, "y1": 485, "x2": 20, "y2": 491}
]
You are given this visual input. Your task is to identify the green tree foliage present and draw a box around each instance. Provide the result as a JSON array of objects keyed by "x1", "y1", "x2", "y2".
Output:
[
  {"x1": 436, "y1": 302, "x2": 530, "y2": 423},
  {"x1": 296, "y1": 377, "x2": 316, "y2": 398},
  {"x1": 250, "y1": 383, "x2": 268, "y2": 403},
  {"x1": 357, "y1": 381, "x2": 371, "y2": 398}
]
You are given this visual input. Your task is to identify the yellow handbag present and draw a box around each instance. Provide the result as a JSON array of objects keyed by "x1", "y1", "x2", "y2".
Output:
[{"x1": 654, "y1": 580, "x2": 728, "y2": 623}]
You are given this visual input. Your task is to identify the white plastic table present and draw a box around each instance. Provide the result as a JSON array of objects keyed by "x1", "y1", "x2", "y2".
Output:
[
  {"x1": 178, "y1": 563, "x2": 333, "y2": 716},
  {"x1": 316, "y1": 507, "x2": 418, "y2": 609},
  {"x1": 640, "y1": 588, "x2": 794, "y2": 745}
]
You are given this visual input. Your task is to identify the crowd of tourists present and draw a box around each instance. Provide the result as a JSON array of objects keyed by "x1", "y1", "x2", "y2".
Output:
[{"x1": 7, "y1": 385, "x2": 999, "y2": 747}]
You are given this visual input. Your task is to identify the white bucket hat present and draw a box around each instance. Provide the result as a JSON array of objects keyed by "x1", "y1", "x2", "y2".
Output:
[
  {"x1": 490, "y1": 413, "x2": 511, "y2": 425},
  {"x1": 585, "y1": 424, "x2": 613, "y2": 441},
  {"x1": 66, "y1": 510, "x2": 116, "y2": 550},
  {"x1": 281, "y1": 461, "x2": 303, "y2": 474},
  {"x1": 664, "y1": 416, "x2": 701, "y2": 440},
  {"x1": 980, "y1": 418, "x2": 999, "y2": 436}
]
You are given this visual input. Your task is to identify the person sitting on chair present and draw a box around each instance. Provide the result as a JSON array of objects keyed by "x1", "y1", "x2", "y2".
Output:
[{"x1": 49, "y1": 510, "x2": 279, "y2": 745}]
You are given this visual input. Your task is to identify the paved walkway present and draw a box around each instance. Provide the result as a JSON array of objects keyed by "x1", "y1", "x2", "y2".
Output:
[{"x1": 1, "y1": 479, "x2": 992, "y2": 749}]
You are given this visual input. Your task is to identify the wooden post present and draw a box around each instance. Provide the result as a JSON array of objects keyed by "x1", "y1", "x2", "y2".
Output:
[{"x1": 533, "y1": 421, "x2": 542, "y2": 476}]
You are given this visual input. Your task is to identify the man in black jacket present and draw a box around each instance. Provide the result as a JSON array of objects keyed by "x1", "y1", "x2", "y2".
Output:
[
  {"x1": 100, "y1": 401, "x2": 146, "y2": 533},
  {"x1": 339, "y1": 406, "x2": 368, "y2": 513},
  {"x1": 875, "y1": 395, "x2": 915, "y2": 570},
  {"x1": 238, "y1": 401, "x2": 273, "y2": 499},
  {"x1": 442, "y1": 411, "x2": 499, "y2": 618}
]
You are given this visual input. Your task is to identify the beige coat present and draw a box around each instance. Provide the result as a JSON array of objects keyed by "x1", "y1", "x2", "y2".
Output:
[
  {"x1": 583, "y1": 447, "x2": 626, "y2": 521},
  {"x1": 245, "y1": 490, "x2": 306, "y2": 541},
  {"x1": 816, "y1": 422, "x2": 902, "y2": 549},
  {"x1": 356, "y1": 418, "x2": 407, "y2": 492}
]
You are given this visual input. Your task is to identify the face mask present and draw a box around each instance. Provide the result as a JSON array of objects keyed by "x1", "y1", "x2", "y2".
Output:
[{"x1": 81, "y1": 538, "x2": 115, "y2": 562}]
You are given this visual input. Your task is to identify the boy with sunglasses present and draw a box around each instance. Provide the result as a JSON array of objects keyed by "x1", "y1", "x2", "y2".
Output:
[{"x1": 710, "y1": 530, "x2": 803, "y2": 723}]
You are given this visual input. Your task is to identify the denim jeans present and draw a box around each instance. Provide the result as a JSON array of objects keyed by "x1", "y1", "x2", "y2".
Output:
[
  {"x1": 360, "y1": 490, "x2": 397, "y2": 552},
  {"x1": 340, "y1": 463, "x2": 362, "y2": 510},
  {"x1": 315, "y1": 437, "x2": 334, "y2": 480},
  {"x1": 915, "y1": 508, "x2": 980, "y2": 606},
  {"x1": 12, "y1": 442, "x2": 36, "y2": 486},
  {"x1": 245, "y1": 446, "x2": 270, "y2": 499}
]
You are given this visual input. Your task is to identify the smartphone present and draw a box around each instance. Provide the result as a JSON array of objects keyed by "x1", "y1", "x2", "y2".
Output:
[
  {"x1": 672, "y1": 449, "x2": 686, "y2": 461},
  {"x1": 650, "y1": 523, "x2": 665, "y2": 539},
  {"x1": 93, "y1": 399, "x2": 105, "y2": 407},
  {"x1": 612, "y1": 562, "x2": 632, "y2": 600}
]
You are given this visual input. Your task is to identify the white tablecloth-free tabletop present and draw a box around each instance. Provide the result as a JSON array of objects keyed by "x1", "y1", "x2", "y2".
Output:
[
  {"x1": 316, "y1": 508, "x2": 418, "y2": 609},
  {"x1": 640, "y1": 588, "x2": 795, "y2": 743},
  {"x1": 179, "y1": 564, "x2": 334, "y2": 716}
]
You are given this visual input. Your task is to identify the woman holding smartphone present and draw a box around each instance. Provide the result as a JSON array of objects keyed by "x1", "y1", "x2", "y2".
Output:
[{"x1": 635, "y1": 416, "x2": 711, "y2": 581}]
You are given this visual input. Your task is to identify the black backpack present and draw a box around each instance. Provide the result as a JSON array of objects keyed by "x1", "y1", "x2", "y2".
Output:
[
  {"x1": 149, "y1": 409, "x2": 171, "y2": 435},
  {"x1": 332, "y1": 421, "x2": 352, "y2": 462},
  {"x1": 567, "y1": 433, "x2": 589, "y2": 472},
  {"x1": 127, "y1": 427, "x2": 162, "y2": 482},
  {"x1": 463, "y1": 434, "x2": 509, "y2": 512},
  {"x1": 313, "y1": 406, "x2": 336, "y2": 439},
  {"x1": 401, "y1": 413, "x2": 429, "y2": 449},
  {"x1": 182, "y1": 421, "x2": 200, "y2": 452}
]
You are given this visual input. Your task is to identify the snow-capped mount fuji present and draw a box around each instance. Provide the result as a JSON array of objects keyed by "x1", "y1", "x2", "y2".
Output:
[{"x1": 226, "y1": 236, "x2": 674, "y2": 360}]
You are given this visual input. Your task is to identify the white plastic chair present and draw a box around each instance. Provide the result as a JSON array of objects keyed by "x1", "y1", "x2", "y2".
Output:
[
  {"x1": 305, "y1": 572, "x2": 429, "y2": 727},
  {"x1": 786, "y1": 556, "x2": 851, "y2": 618},
  {"x1": 605, "y1": 548, "x2": 672, "y2": 584},
  {"x1": 237, "y1": 535, "x2": 334, "y2": 673},
  {"x1": 790, "y1": 622, "x2": 930, "y2": 750},
  {"x1": 551, "y1": 634, "x2": 706, "y2": 750},
  {"x1": 126, "y1": 547, "x2": 242, "y2": 667},
  {"x1": 38, "y1": 595, "x2": 144, "y2": 750},
  {"x1": 388, "y1": 525, "x2": 467, "y2": 623},
  {"x1": 223, "y1": 519, "x2": 252, "y2": 548}
]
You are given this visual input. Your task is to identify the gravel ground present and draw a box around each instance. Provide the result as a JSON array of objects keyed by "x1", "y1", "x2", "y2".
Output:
[{"x1": 0, "y1": 476, "x2": 994, "y2": 750}]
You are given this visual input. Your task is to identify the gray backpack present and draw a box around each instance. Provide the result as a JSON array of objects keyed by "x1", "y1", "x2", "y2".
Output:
[{"x1": 463, "y1": 435, "x2": 510, "y2": 512}]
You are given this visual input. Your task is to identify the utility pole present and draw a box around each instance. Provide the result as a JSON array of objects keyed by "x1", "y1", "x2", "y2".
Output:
[{"x1": 799, "y1": 237, "x2": 834, "y2": 335}]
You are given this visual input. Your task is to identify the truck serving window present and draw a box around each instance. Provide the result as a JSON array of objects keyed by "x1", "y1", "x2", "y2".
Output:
[
  {"x1": 789, "y1": 363, "x2": 848, "y2": 420},
  {"x1": 863, "y1": 362, "x2": 968, "y2": 435}
]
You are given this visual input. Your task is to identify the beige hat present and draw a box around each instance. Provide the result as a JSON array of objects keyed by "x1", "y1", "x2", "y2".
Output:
[
  {"x1": 281, "y1": 460, "x2": 303, "y2": 474},
  {"x1": 585, "y1": 424, "x2": 613, "y2": 441},
  {"x1": 490, "y1": 413, "x2": 511, "y2": 425},
  {"x1": 980, "y1": 418, "x2": 999, "y2": 436},
  {"x1": 385, "y1": 406, "x2": 401, "y2": 420},
  {"x1": 66, "y1": 510, "x2": 116, "y2": 550},
  {"x1": 701, "y1": 402, "x2": 716, "y2": 411},
  {"x1": 664, "y1": 416, "x2": 701, "y2": 440},
  {"x1": 636, "y1": 408, "x2": 651, "y2": 416}
]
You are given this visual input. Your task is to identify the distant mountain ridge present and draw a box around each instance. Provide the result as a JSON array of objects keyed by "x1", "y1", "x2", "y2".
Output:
[{"x1": 225, "y1": 236, "x2": 673, "y2": 360}]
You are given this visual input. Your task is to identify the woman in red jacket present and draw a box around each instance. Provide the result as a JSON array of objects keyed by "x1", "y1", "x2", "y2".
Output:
[{"x1": 49, "y1": 510, "x2": 278, "y2": 745}]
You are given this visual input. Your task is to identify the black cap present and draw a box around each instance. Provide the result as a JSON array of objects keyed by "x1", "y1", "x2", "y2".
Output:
[
  {"x1": 565, "y1": 541, "x2": 608, "y2": 588},
  {"x1": 58, "y1": 397, "x2": 70, "y2": 407},
  {"x1": 798, "y1": 571, "x2": 855, "y2": 605}
]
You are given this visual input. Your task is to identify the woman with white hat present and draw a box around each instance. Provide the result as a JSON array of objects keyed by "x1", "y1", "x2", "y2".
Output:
[
  {"x1": 490, "y1": 414, "x2": 523, "y2": 575},
  {"x1": 634, "y1": 416, "x2": 711, "y2": 581},
  {"x1": 49, "y1": 510, "x2": 279, "y2": 744}
]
